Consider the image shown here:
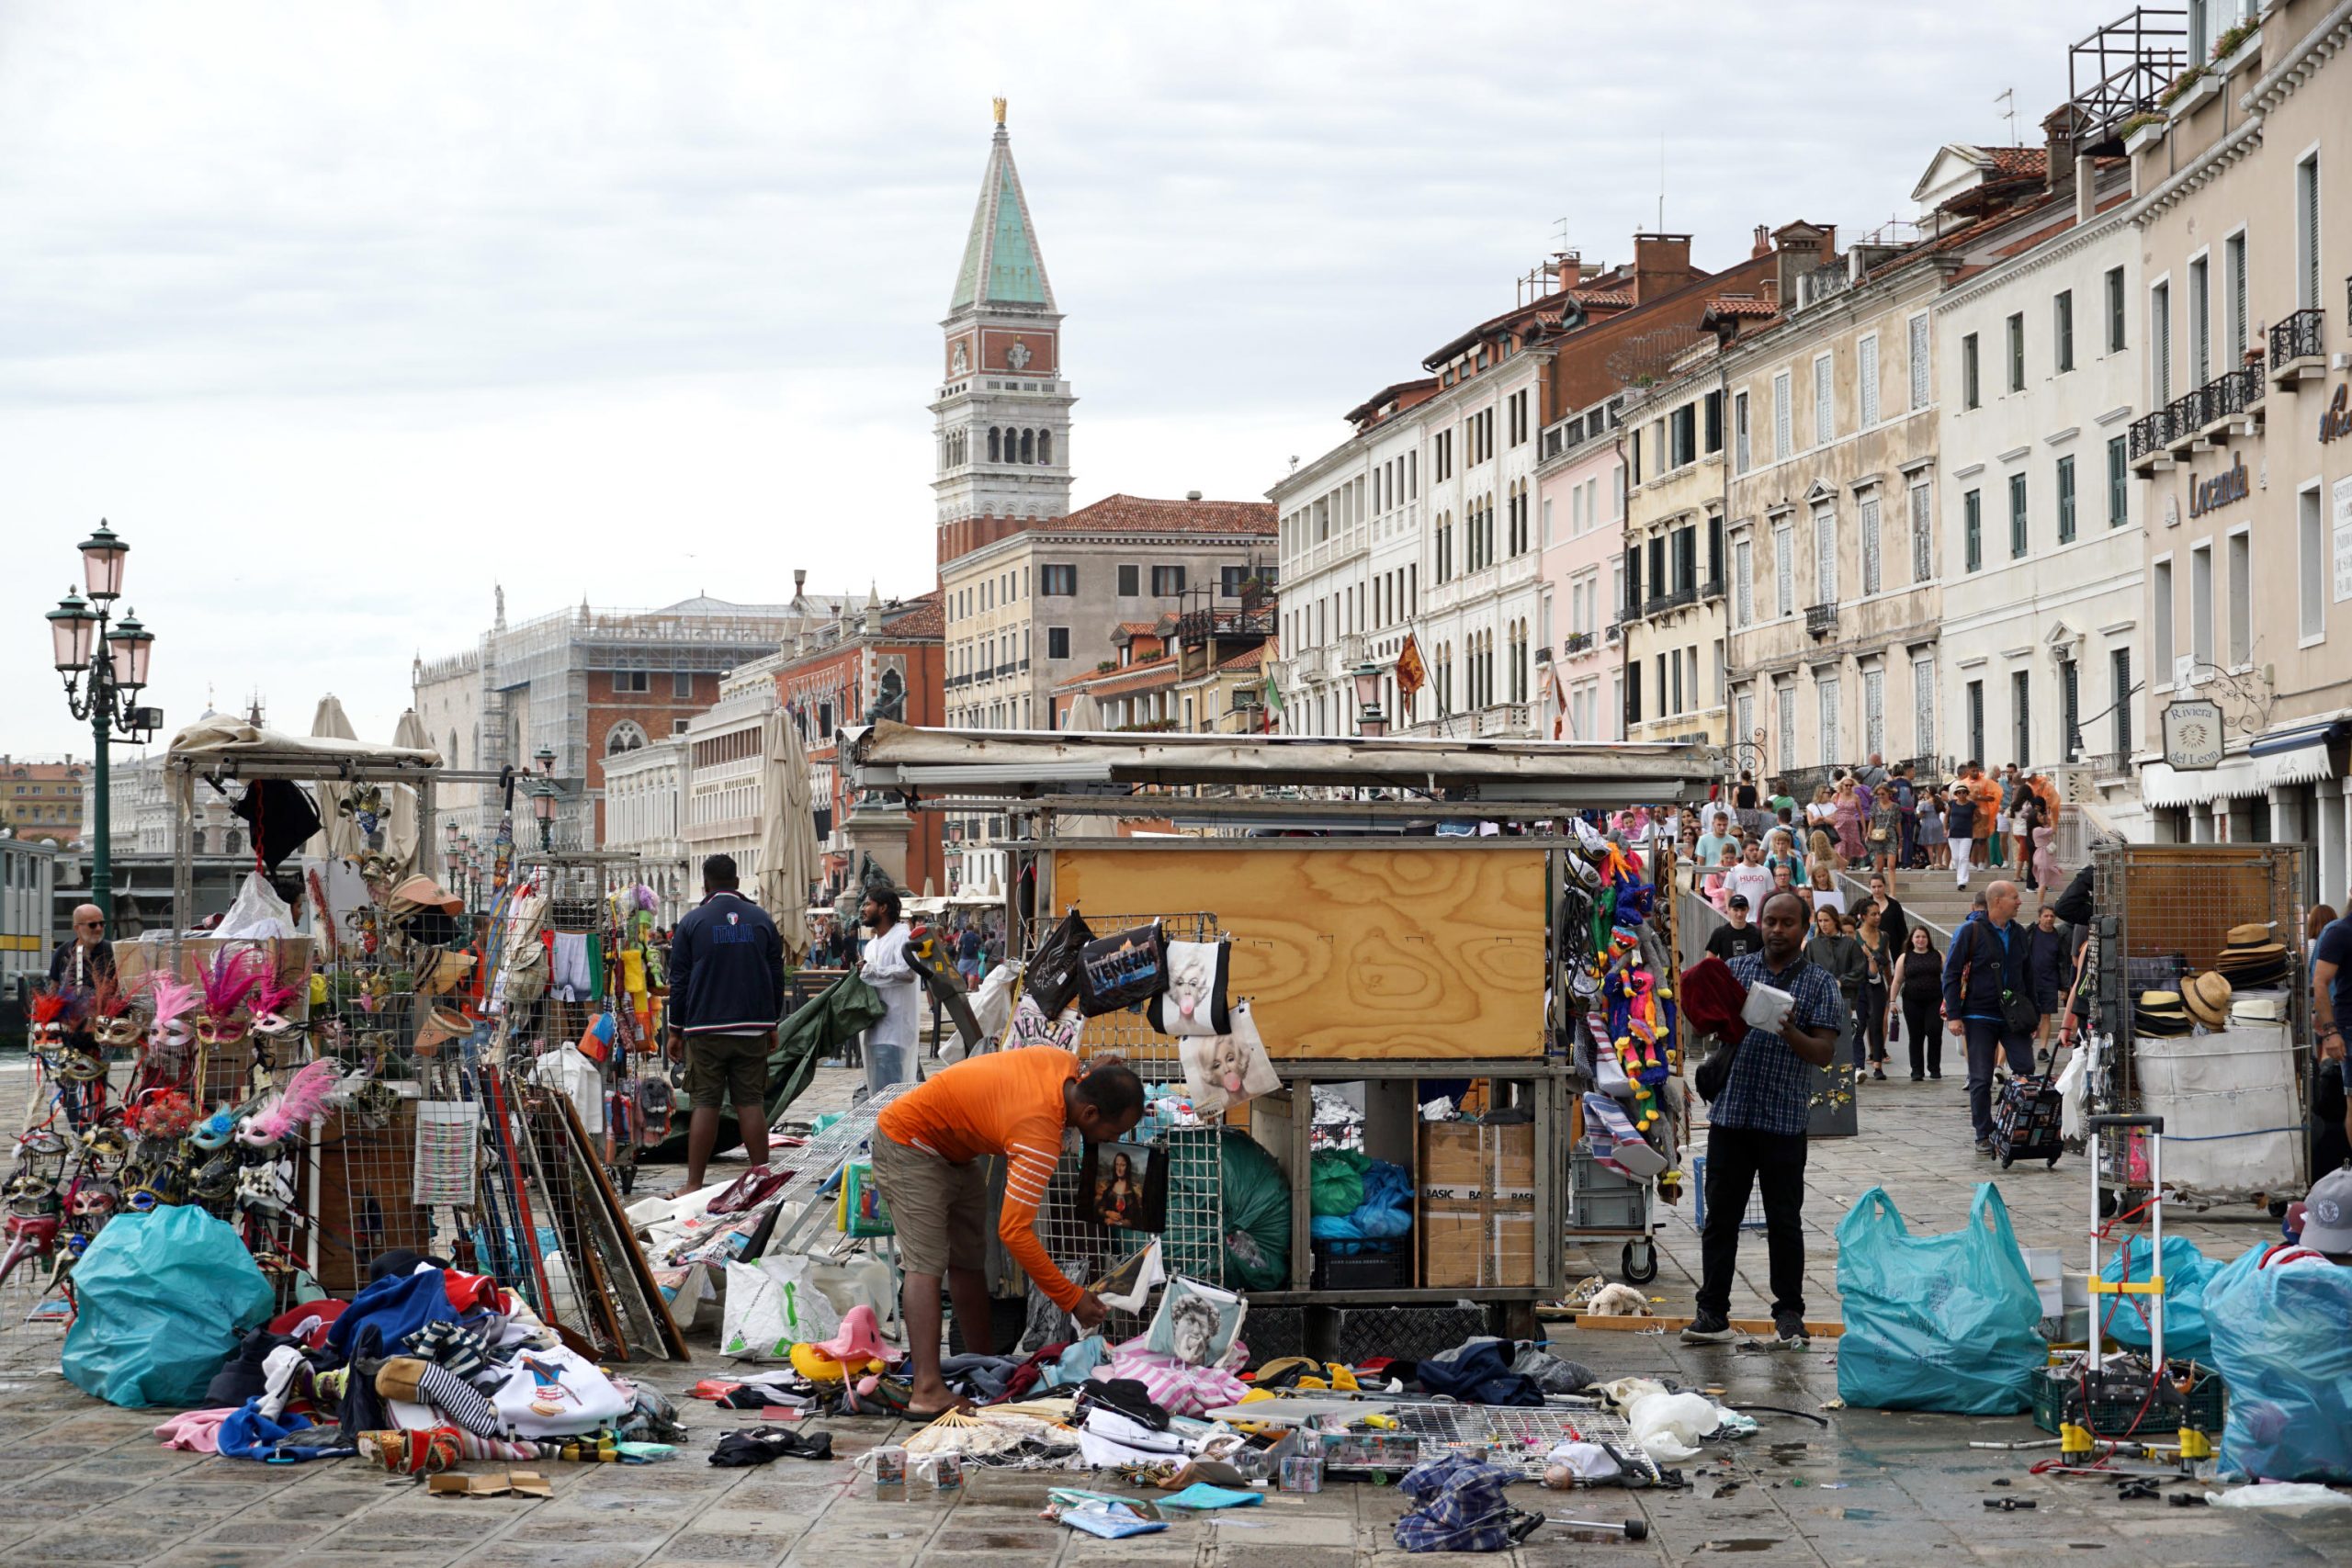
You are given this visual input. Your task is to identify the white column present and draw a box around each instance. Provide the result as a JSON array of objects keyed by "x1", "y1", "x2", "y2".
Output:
[
  {"x1": 2324, "y1": 780, "x2": 2342, "y2": 911},
  {"x1": 2190, "y1": 800, "x2": 2215, "y2": 842},
  {"x1": 2267, "y1": 785, "x2": 2301, "y2": 850}
]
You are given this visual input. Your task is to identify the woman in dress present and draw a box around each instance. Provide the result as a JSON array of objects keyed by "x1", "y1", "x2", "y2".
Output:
[
  {"x1": 2029, "y1": 776, "x2": 2064, "y2": 892},
  {"x1": 1832, "y1": 775, "x2": 1868, "y2": 865},
  {"x1": 1868, "y1": 784, "x2": 1902, "y2": 887},
  {"x1": 1917, "y1": 785, "x2": 1949, "y2": 871},
  {"x1": 1854, "y1": 901, "x2": 1893, "y2": 1079}
]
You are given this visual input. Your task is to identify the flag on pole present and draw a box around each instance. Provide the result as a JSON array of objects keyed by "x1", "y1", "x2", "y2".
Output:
[{"x1": 1394, "y1": 634, "x2": 1426, "y2": 704}]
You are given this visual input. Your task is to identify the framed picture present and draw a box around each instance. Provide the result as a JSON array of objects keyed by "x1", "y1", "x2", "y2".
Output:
[{"x1": 1080, "y1": 1138, "x2": 1166, "y2": 1233}]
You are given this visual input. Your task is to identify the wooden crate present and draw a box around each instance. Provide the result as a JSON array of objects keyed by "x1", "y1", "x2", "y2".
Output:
[{"x1": 1047, "y1": 845, "x2": 1546, "y2": 1058}]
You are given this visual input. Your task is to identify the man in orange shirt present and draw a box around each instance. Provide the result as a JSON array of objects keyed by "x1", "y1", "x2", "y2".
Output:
[
  {"x1": 1967, "y1": 762, "x2": 2004, "y2": 873},
  {"x1": 871, "y1": 1047, "x2": 1146, "y2": 1418}
]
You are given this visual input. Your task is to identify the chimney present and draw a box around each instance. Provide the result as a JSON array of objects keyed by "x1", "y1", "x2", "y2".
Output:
[
  {"x1": 2075, "y1": 153, "x2": 2097, "y2": 226},
  {"x1": 1752, "y1": 224, "x2": 1771, "y2": 259},
  {"x1": 1555, "y1": 251, "x2": 1583, "y2": 290},
  {"x1": 1185, "y1": 490, "x2": 1203, "y2": 502},
  {"x1": 1632, "y1": 232, "x2": 1692, "y2": 304},
  {"x1": 792, "y1": 568, "x2": 807, "y2": 604}
]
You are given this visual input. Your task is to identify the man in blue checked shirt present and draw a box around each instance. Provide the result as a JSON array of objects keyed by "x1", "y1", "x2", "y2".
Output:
[{"x1": 1684, "y1": 888, "x2": 1845, "y2": 1348}]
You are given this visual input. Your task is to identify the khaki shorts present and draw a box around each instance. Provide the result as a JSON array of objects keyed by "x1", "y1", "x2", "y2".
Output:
[
  {"x1": 685, "y1": 1031, "x2": 771, "y2": 1110},
  {"x1": 869, "y1": 1131, "x2": 989, "y2": 1276}
]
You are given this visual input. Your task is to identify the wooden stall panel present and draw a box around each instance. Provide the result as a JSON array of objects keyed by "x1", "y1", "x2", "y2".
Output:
[
  {"x1": 2111, "y1": 846, "x2": 2301, "y2": 971},
  {"x1": 1050, "y1": 846, "x2": 1546, "y2": 1058}
]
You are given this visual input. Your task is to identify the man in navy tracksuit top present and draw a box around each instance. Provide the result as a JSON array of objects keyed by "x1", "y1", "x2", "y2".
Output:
[
  {"x1": 667, "y1": 853, "x2": 786, "y2": 1190},
  {"x1": 1941, "y1": 879, "x2": 2038, "y2": 1155}
]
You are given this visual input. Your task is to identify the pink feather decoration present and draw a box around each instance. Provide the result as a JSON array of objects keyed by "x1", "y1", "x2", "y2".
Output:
[
  {"x1": 248, "y1": 972, "x2": 302, "y2": 1021},
  {"x1": 141, "y1": 973, "x2": 199, "y2": 1026},
  {"x1": 241, "y1": 1059, "x2": 341, "y2": 1145},
  {"x1": 198, "y1": 947, "x2": 266, "y2": 1018}
]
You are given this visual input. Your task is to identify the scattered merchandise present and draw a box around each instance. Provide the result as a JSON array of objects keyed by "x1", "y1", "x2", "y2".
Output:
[
  {"x1": 1163, "y1": 1481, "x2": 1263, "y2": 1510},
  {"x1": 1145, "y1": 1275, "x2": 1246, "y2": 1367},
  {"x1": 1393, "y1": 1452, "x2": 1532, "y2": 1552},
  {"x1": 1092, "y1": 1242, "x2": 1166, "y2": 1314},
  {"x1": 2203, "y1": 1233, "x2": 2352, "y2": 1483},
  {"x1": 427, "y1": 1470, "x2": 553, "y2": 1498},
  {"x1": 1278, "y1": 1454, "x2": 1325, "y2": 1493},
  {"x1": 708, "y1": 1427, "x2": 836, "y2": 1466},
  {"x1": 2204, "y1": 1483, "x2": 2352, "y2": 1510},
  {"x1": 62, "y1": 1207, "x2": 277, "y2": 1408},
  {"x1": 1045, "y1": 1488, "x2": 1167, "y2": 1539},
  {"x1": 873, "y1": 1445, "x2": 909, "y2": 1499}
]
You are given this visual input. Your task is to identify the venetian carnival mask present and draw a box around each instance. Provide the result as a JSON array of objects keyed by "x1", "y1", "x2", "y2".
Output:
[
  {"x1": 71, "y1": 1182, "x2": 120, "y2": 1220},
  {"x1": 95, "y1": 1013, "x2": 144, "y2": 1049}
]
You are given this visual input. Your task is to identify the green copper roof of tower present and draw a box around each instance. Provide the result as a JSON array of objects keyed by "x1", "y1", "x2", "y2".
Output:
[{"x1": 949, "y1": 126, "x2": 1056, "y2": 312}]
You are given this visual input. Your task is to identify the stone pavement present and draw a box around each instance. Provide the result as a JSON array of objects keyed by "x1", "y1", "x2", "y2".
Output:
[{"x1": 2, "y1": 1059, "x2": 2341, "y2": 1566}]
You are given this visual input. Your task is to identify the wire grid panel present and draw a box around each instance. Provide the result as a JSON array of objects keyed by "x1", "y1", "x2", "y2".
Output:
[
  {"x1": 1032, "y1": 913, "x2": 1226, "y2": 1299},
  {"x1": 732, "y1": 1079, "x2": 914, "y2": 1264},
  {"x1": 1385, "y1": 1396, "x2": 1651, "y2": 1480}
]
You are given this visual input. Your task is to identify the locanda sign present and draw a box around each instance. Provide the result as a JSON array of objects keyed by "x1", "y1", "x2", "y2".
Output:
[
  {"x1": 2321, "y1": 382, "x2": 2351, "y2": 445},
  {"x1": 2188, "y1": 452, "x2": 2250, "y2": 519}
]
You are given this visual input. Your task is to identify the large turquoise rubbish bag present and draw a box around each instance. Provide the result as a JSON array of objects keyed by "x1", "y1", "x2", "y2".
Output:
[
  {"x1": 1836, "y1": 1183, "x2": 2042, "y2": 1414},
  {"x1": 2097, "y1": 1234, "x2": 2230, "y2": 1362},
  {"x1": 2202, "y1": 1247, "x2": 2352, "y2": 1482},
  {"x1": 62, "y1": 1207, "x2": 277, "y2": 1408}
]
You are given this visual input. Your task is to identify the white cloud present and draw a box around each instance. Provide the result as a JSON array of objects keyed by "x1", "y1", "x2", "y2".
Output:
[{"x1": 0, "y1": 0, "x2": 2086, "y2": 752}]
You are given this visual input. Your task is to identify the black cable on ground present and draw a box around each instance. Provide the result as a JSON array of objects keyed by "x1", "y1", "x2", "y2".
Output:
[{"x1": 1722, "y1": 1404, "x2": 1832, "y2": 1427}]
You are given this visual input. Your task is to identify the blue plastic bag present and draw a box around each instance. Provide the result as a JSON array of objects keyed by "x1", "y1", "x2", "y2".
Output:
[
  {"x1": 2097, "y1": 1235, "x2": 2231, "y2": 1362},
  {"x1": 2202, "y1": 1248, "x2": 2352, "y2": 1482},
  {"x1": 1836, "y1": 1183, "x2": 2042, "y2": 1414},
  {"x1": 62, "y1": 1207, "x2": 277, "y2": 1408}
]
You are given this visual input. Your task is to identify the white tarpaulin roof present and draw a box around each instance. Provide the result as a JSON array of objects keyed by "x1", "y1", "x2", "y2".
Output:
[
  {"x1": 847, "y1": 718, "x2": 1712, "y2": 800},
  {"x1": 167, "y1": 718, "x2": 442, "y2": 777}
]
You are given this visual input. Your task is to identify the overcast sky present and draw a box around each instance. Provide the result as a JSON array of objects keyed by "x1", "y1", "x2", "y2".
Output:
[{"x1": 1, "y1": 1, "x2": 2093, "y2": 759}]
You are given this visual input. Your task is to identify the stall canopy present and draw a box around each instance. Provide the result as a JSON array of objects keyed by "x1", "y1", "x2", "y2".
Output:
[
  {"x1": 847, "y1": 718, "x2": 1713, "y2": 805},
  {"x1": 166, "y1": 717, "x2": 443, "y2": 778}
]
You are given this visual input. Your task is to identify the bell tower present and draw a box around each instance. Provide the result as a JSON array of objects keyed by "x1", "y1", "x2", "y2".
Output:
[{"x1": 933, "y1": 99, "x2": 1075, "y2": 568}]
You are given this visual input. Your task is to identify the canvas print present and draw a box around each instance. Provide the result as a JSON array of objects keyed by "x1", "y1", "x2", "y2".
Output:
[
  {"x1": 1083, "y1": 1139, "x2": 1160, "y2": 1231},
  {"x1": 1144, "y1": 1275, "x2": 1246, "y2": 1368},
  {"x1": 1178, "y1": 999, "x2": 1281, "y2": 1117}
]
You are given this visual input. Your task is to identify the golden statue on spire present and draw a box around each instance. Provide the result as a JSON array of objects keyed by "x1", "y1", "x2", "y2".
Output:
[{"x1": 992, "y1": 96, "x2": 1007, "y2": 126}]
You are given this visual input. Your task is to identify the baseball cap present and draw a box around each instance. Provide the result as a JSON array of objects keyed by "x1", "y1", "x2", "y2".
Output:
[
  {"x1": 2299, "y1": 1168, "x2": 2352, "y2": 1253},
  {"x1": 1727, "y1": 895, "x2": 1749, "y2": 911}
]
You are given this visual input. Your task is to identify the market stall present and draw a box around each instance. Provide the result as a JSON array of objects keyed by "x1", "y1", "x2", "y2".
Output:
[{"x1": 843, "y1": 720, "x2": 1711, "y2": 1348}]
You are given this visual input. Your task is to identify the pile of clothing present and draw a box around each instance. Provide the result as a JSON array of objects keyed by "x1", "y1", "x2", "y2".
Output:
[{"x1": 154, "y1": 1249, "x2": 684, "y2": 1472}]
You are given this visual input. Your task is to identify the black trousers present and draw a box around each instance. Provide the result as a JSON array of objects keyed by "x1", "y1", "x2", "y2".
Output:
[
  {"x1": 1964, "y1": 1017, "x2": 2037, "y2": 1142},
  {"x1": 1696, "y1": 1123, "x2": 1809, "y2": 1320},
  {"x1": 1901, "y1": 997, "x2": 1943, "y2": 1077},
  {"x1": 1857, "y1": 981, "x2": 1888, "y2": 1063}
]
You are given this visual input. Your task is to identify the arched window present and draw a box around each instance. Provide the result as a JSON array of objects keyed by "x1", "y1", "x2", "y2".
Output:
[
  {"x1": 1038, "y1": 429, "x2": 1052, "y2": 465},
  {"x1": 988, "y1": 427, "x2": 1001, "y2": 463},
  {"x1": 605, "y1": 720, "x2": 649, "y2": 756},
  {"x1": 1020, "y1": 429, "x2": 1035, "y2": 465},
  {"x1": 447, "y1": 730, "x2": 460, "y2": 768}
]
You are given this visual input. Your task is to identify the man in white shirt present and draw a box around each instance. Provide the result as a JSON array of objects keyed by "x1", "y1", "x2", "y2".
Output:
[
  {"x1": 1723, "y1": 840, "x2": 1776, "y2": 918},
  {"x1": 857, "y1": 886, "x2": 922, "y2": 1097}
]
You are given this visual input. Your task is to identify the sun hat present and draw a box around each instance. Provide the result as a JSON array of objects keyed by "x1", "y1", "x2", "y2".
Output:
[{"x1": 2182, "y1": 971, "x2": 2233, "y2": 1031}]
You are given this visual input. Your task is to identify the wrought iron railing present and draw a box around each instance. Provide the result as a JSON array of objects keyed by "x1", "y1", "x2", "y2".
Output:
[
  {"x1": 2128, "y1": 404, "x2": 2173, "y2": 459},
  {"x1": 2205, "y1": 364, "x2": 2265, "y2": 422},
  {"x1": 2270, "y1": 306, "x2": 2325, "y2": 370},
  {"x1": 1701, "y1": 573, "x2": 1726, "y2": 602},
  {"x1": 1562, "y1": 630, "x2": 1595, "y2": 656},
  {"x1": 1805, "y1": 604, "x2": 1838, "y2": 638}
]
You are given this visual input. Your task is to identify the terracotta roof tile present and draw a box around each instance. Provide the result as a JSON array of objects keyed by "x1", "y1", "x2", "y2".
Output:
[
  {"x1": 880, "y1": 591, "x2": 943, "y2": 638},
  {"x1": 1979, "y1": 146, "x2": 2047, "y2": 180},
  {"x1": 1043, "y1": 493, "x2": 1274, "y2": 536},
  {"x1": 1709, "y1": 297, "x2": 1778, "y2": 319},
  {"x1": 1215, "y1": 645, "x2": 1265, "y2": 672}
]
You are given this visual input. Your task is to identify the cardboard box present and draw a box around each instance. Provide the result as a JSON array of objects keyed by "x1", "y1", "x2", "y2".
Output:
[{"x1": 1418, "y1": 1121, "x2": 1535, "y2": 1288}]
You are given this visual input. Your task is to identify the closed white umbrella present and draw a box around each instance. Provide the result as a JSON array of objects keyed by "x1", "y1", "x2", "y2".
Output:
[
  {"x1": 307, "y1": 694, "x2": 366, "y2": 859},
  {"x1": 1059, "y1": 692, "x2": 1114, "y2": 838},
  {"x1": 385, "y1": 707, "x2": 430, "y2": 876},
  {"x1": 755, "y1": 708, "x2": 820, "y2": 963}
]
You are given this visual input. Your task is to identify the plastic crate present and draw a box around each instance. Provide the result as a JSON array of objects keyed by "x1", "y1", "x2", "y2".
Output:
[
  {"x1": 1310, "y1": 1247, "x2": 1408, "y2": 1292},
  {"x1": 1568, "y1": 1144, "x2": 1650, "y2": 1233},
  {"x1": 1240, "y1": 1306, "x2": 1309, "y2": 1366},
  {"x1": 1329, "y1": 1304, "x2": 1487, "y2": 1364},
  {"x1": 1690, "y1": 1154, "x2": 1769, "y2": 1232},
  {"x1": 2030, "y1": 1363, "x2": 2225, "y2": 1438}
]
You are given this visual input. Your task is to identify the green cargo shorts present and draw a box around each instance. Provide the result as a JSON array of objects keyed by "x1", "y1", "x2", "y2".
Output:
[{"x1": 685, "y1": 1031, "x2": 771, "y2": 1110}]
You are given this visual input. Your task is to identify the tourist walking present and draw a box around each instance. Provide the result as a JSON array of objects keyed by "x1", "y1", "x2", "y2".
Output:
[
  {"x1": 1916, "y1": 786, "x2": 1949, "y2": 871},
  {"x1": 1868, "y1": 784, "x2": 1900, "y2": 887},
  {"x1": 1890, "y1": 925, "x2": 1945, "y2": 1080},
  {"x1": 1805, "y1": 904, "x2": 1870, "y2": 1071},
  {"x1": 1682, "y1": 889, "x2": 1844, "y2": 1348},
  {"x1": 1832, "y1": 776, "x2": 1868, "y2": 865},
  {"x1": 2025, "y1": 903, "x2": 2071, "y2": 1063},
  {"x1": 1945, "y1": 779, "x2": 1979, "y2": 889},
  {"x1": 1855, "y1": 901, "x2": 1893, "y2": 1079},
  {"x1": 1943, "y1": 880, "x2": 2038, "y2": 1154}
]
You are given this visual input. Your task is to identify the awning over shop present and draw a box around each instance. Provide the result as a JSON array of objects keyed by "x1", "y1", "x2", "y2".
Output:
[{"x1": 2141, "y1": 716, "x2": 2346, "y2": 807}]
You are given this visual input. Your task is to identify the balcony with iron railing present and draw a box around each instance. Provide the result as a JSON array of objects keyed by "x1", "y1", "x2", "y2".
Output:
[
  {"x1": 1645, "y1": 582, "x2": 1699, "y2": 618},
  {"x1": 1700, "y1": 573, "x2": 1726, "y2": 603},
  {"x1": 1561, "y1": 629, "x2": 1596, "y2": 657},
  {"x1": 2128, "y1": 402, "x2": 2176, "y2": 470},
  {"x1": 2200, "y1": 364, "x2": 2266, "y2": 430},
  {"x1": 1804, "y1": 604, "x2": 1838, "y2": 639},
  {"x1": 2271, "y1": 307, "x2": 2326, "y2": 386}
]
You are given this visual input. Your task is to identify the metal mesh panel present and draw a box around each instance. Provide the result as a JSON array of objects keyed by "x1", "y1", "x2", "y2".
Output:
[{"x1": 1029, "y1": 913, "x2": 1227, "y2": 1310}]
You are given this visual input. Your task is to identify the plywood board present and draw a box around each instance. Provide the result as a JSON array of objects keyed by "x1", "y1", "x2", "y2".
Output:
[{"x1": 1049, "y1": 845, "x2": 1545, "y2": 1058}]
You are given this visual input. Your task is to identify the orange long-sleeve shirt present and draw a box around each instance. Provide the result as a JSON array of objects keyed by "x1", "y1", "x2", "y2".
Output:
[{"x1": 875, "y1": 1046, "x2": 1083, "y2": 1310}]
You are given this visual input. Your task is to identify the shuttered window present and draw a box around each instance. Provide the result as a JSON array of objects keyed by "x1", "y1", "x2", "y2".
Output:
[
  {"x1": 1864, "y1": 667, "x2": 1886, "y2": 761},
  {"x1": 1773, "y1": 371, "x2": 1792, "y2": 459},
  {"x1": 1858, "y1": 335, "x2": 1880, "y2": 426},
  {"x1": 1908, "y1": 313, "x2": 1931, "y2": 409},
  {"x1": 1860, "y1": 494, "x2": 1883, "y2": 595},
  {"x1": 1814, "y1": 508, "x2": 1838, "y2": 604},
  {"x1": 1814, "y1": 355, "x2": 1835, "y2": 446}
]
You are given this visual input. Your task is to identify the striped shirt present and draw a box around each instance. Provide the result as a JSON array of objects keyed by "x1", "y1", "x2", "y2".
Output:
[{"x1": 875, "y1": 1046, "x2": 1084, "y2": 1310}]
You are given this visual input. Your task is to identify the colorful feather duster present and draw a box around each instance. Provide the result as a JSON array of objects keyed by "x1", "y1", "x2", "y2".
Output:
[{"x1": 238, "y1": 1059, "x2": 343, "y2": 1146}]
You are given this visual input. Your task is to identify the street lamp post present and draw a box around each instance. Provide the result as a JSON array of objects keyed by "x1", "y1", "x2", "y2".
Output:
[
  {"x1": 529, "y1": 746, "x2": 561, "y2": 852},
  {"x1": 44, "y1": 522, "x2": 159, "y2": 933},
  {"x1": 1351, "y1": 661, "x2": 1388, "y2": 739}
]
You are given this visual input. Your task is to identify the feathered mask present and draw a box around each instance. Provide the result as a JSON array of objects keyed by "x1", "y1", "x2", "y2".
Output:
[
  {"x1": 248, "y1": 971, "x2": 306, "y2": 1039},
  {"x1": 197, "y1": 948, "x2": 266, "y2": 1045},
  {"x1": 142, "y1": 974, "x2": 200, "y2": 1054},
  {"x1": 237, "y1": 1060, "x2": 343, "y2": 1148},
  {"x1": 90, "y1": 977, "x2": 143, "y2": 1049},
  {"x1": 28, "y1": 985, "x2": 84, "y2": 1043}
]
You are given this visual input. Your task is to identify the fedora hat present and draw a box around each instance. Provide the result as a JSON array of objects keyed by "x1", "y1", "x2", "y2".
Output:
[
  {"x1": 2183, "y1": 971, "x2": 2233, "y2": 1030},
  {"x1": 2231, "y1": 996, "x2": 2283, "y2": 1024},
  {"x1": 2136, "y1": 990, "x2": 2192, "y2": 1035},
  {"x1": 2223, "y1": 922, "x2": 2276, "y2": 947}
]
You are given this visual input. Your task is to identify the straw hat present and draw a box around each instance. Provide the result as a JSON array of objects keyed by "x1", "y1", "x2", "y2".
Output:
[
  {"x1": 2223, "y1": 922, "x2": 2276, "y2": 948},
  {"x1": 413, "y1": 1006, "x2": 472, "y2": 1057},
  {"x1": 2136, "y1": 990, "x2": 2192, "y2": 1035},
  {"x1": 2182, "y1": 971, "x2": 2233, "y2": 1030},
  {"x1": 2230, "y1": 996, "x2": 2283, "y2": 1024}
]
